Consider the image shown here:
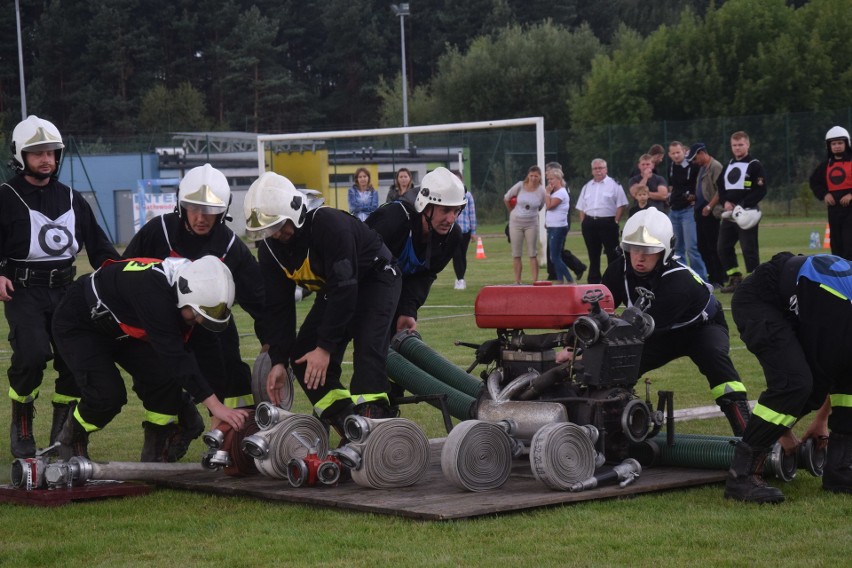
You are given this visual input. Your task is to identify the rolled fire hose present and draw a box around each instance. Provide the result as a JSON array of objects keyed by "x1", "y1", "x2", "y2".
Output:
[
  {"x1": 391, "y1": 332, "x2": 485, "y2": 398},
  {"x1": 441, "y1": 420, "x2": 514, "y2": 492},
  {"x1": 529, "y1": 422, "x2": 598, "y2": 491},
  {"x1": 251, "y1": 351, "x2": 295, "y2": 411},
  {"x1": 243, "y1": 412, "x2": 329, "y2": 479},
  {"x1": 336, "y1": 417, "x2": 430, "y2": 489},
  {"x1": 386, "y1": 349, "x2": 476, "y2": 420},
  {"x1": 42, "y1": 457, "x2": 202, "y2": 487}
]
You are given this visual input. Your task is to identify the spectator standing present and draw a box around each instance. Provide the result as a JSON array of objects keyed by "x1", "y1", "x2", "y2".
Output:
[
  {"x1": 386, "y1": 167, "x2": 417, "y2": 204},
  {"x1": 809, "y1": 126, "x2": 852, "y2": 260},
  {"x1": 544, "y1": 168, "x2": 573, "y2": 284},
  {"x1": 347, "y1": 167, "x2": 378, "y2": 222},
  {"x1": 687, "y1": 142, "x2": 726, "y2": 287},
  {"x1": 504, "y1": 166, "x2": 546, "y2": 284},
  {"x1": 575, "y1": 159, "x2": 628, "y2": 283},
  {"x1": 628, "y1": 185, "x2": 652, "y2": 218},
  {"x1": 628, "y1": 154, "x2": 670, "y2": 213},
  {"x1": 451, "y1": 170, "x2": 476, "y2": 290},
  {"x1": 668, "y1": 141, "x2": 707, "y2": 280}
]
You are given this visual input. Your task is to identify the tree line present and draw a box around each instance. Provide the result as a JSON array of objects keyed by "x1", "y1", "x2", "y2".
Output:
[{"x1": 0, "y1": 0, "x2": 847, "y2": 142}]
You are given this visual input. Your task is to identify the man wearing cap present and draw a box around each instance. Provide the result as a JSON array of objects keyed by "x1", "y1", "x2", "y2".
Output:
[
  {"x1": 687, "y1": 142, "x2": 726, "y2": 287},
  {"x1": 716, "y1": 131, "x2": 767, "y2": 293},
  {"x1": 1, "y1": 115, "x2": 119, "y2": 459}
]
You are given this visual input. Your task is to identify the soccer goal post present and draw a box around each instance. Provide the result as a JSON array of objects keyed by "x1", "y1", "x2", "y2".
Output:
[{"x1": 256, "y1": 117, "x2": 548, "y2": 261}]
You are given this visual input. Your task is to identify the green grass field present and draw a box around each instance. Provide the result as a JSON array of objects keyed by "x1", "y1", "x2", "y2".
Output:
[{"x1": 1, "y1": 217, "x2": 848, "y2": 567}]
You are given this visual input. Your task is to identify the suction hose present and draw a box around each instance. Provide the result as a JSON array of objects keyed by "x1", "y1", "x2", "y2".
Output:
[
  {"x1": 391, "y1": 331, "x2": 485, "y2": 398},
  {"x1": 386, "y1": 349, "x2": 476, "y2": 420},
  {"x1": 43, "y1": 457, "x2": 203, "y2": 487}
]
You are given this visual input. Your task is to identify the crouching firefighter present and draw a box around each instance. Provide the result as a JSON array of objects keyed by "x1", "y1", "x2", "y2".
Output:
[
  {"x1": 51, "y1": 256, "x2": 249, "y2": 461},
  {"x1": 600, "y1": 208, "x2": 752, "y2": 436},
  {"x1": 728, "y1": 253, "x2": 852, "y2": 503},
  {"x1": 244, "y1": 172, "x2": 402, "y2": 442}
]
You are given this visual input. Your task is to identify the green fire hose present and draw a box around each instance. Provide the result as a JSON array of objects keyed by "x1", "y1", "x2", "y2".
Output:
[
  {"x1": 392, "y1": 332, "x2": 485, "y2": 399},
  {"x1": 386, "y1": 349, "x2": 476, "y2": 420}
]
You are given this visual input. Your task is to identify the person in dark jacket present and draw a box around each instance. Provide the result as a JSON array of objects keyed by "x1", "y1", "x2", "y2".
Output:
[
  {"x1": 52, "y1": 256, "x2": 248, "y2": 461},
  {"x1": 1, "y1": 115, "x2": 120, "y2": 458},
  {"x1": 809, "y1": 126, "x2": 852, "y2": 260},
  {"x1": 598, "y1": 208, "x2": 752, "y2": 436},
  {"x1": 245, "y1": 172, "x2": 402, "y2": 438},
  {"x1": 123, "y1": 164, "x2": 265, "y2": 456},
  {"x1": 728, "y1": 253, "x2": 852, "y2": 503},
  {"x1": 366, "y1": 166, "x2": 465, "y2": 334}
]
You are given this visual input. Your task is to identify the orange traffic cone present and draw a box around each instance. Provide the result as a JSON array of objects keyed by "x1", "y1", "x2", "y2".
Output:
[
  {"x1": 475, "y1": 237, "x2": 487, "y2": 259},
  {"x1": 824, "y1": 224, "x2": 831, "y2": 249}
]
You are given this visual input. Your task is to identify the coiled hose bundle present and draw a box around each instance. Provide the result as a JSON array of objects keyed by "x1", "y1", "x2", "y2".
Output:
[
  {"x1": 242, "y1": 407, "x2": 329, "y2": 479},
  {"x1": 441, "y1": 420, "x2": 515, "y2": 492},
  {"x1": 529, "y1": 422, "x2": 598, "y2": 491},
  {"x1": 339, "y1": 417, "x2": 430, "y2": 489}
]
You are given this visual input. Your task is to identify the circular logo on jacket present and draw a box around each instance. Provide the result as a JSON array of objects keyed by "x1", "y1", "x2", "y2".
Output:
[
  {"x1": 38, "y1": 224, "x2": 74, "y2": 256},
  {"x1": 726, "y1": 168, "x2": 743, "y2": 185},
  {"x1": 829, "y1": 166, "x2": 848, "y2": 186}
]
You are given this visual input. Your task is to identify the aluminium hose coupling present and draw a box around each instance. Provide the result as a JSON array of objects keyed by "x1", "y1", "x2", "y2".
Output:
[
  {"x1": 10, "y1": 456, "x2": 50, "y2": 490},
  {"x1": 442, "y1": 420, "x2": 514, "y2": 492},
  {"x1": 569, "y1": 458, "x2": 642, "y2": 492},
  {"x1": 245, "y1": 412, "x2": 329, "y2": 479},
  {"x1": 530, "y1": 422, "x2": 599, "y2": 491},
  {"x1": 340, "y1": 417, "x2": 430, "y2": 489}
]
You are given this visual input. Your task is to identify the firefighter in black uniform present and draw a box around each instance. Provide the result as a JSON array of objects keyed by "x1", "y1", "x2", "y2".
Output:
[
  {"x1": 1, "y1": 115, "x2": 119, "y2": 458},
  {"x1": 365, "y1": 166, "x2": 465, "y2": 334},
  {"x1": 244, "y1": 172, "x2": 401, "y2": 436},
  {"x1": 809, "y1": 126, "x2": 852, "y2": 260},
  {"x1": 599, "y1": 208, "x2": 752, "y2": 436},
  {"x1": 124, "y1": 164, "x2": 265, "y2": 455},
  {"x1": 728, "y1": 253, "x2": 852, "y2": 503},
  {"x1": 51, "y1": 256, "x2": 248, "y2": 461}
]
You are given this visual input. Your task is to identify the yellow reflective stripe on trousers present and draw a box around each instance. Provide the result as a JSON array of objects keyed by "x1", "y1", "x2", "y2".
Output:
[
  {"x1": 74, "y1": 405, "x2": 100, "y2": 433},
  {"x1": 830, "y1": 393, "x2": 852, "y2": 408},
  {"x1": 224, "y1": 394, "x2": 254, "y2": 409},
  {"x1": 352, "y1": 393, "x2": 390, "y2": 406},
  {"x1": 145, "y1": 409, "x2": 178, "y2": 426},
  {"x1": 752, "y1": 402, "x2": 797, "y2": 427},
  {"x1": 52, "y1": 393, "x2": 80, "y2": 405},
  {"x1": 8, "y1": 386, "x2": 39, "y2": 404},
  {"x1": 313, "y1": 389, "x2": 352, "y2": 415},
  {"x1": 710, "y1": 381, "x2": 747, "y2": 399}
]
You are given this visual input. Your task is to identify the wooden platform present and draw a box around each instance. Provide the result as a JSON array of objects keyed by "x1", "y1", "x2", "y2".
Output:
[
  {"x1": 0, "y1": 481, "x2": 151, "y2": 507},
  {"x1": 152, "y1": 440, "x2": 727, "y2": 520}
]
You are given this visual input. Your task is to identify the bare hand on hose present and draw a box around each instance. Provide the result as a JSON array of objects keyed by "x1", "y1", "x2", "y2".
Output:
[
  {"x1": 203, "y1": 395, "x2": 248, "y2": 431},
  {"x1": 295, "y1": 347, "x2": 331, "y2": 390},
  {"x1": 266, "y1": 363, "x2": 289, "y2": 405}
]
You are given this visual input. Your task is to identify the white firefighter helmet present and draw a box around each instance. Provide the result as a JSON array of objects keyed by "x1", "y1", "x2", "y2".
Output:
[
  {"x1": 414, "y1": 167, "x2": 466, "y2": 213},
  {"x1": 825, "y1": 126, "x2": 850, "y2": 149},
  {"x1": 731, "y1": 205, "x2": 762, "y2": 230},
  {"x1": 178, "y1": 163, "x2": 231, "y2": 221},
  {"x1": 621, "y1": 208, "x2": 675, "y2": 263},
  {"x1": 174, "y1": 255, "x2": 235, "y2": 332},
  {"x1": 243, "y1": 172, "x2": 308, "y2": 241},
  {"x1": 10, "y1": 115, "x2": 65, "y2": 177}
]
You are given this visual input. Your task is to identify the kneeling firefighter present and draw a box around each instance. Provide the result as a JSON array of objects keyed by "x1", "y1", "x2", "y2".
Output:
[
  {"x1": 51, "y1": 256, "x2": 249, "y2": 461},
  {"x1": 245, "y1": 172, "x2": 402, "y2": 442},
  {"x1": 600, "y1": 208, "x2": 752, "y2": 436}
]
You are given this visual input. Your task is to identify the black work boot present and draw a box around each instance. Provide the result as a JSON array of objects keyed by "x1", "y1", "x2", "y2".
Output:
[
  {"x1": 10, "y1": 400, "x2": 36, "y2": 458},
  {"x1": 354, "y1": 402, "x2": 398, "y2": 420},
  {"x1": 724, "y1": 441, "x2": 785, "y2": 503},
  {"x1": 719, "y1": 398, "x2": 752, "y2": 437},
  {"x1": 321, "y1": 403, "x2": 355, "y2": 448},
  {"x1": 720, "y1": 273, "x2": 743, "y2": 294},
  {"x1": 823, "y1": 431, "x2": 852, "y2": 494},
  {"x1": 49, "y1": 402, "x2": 74, "y2": 446},
  {"x1": 141, "y1": 421, "x2": 181, "y2": 462},
  {"x1": 169, "y1": 395, "x2": 206, "y2": 461},
  {"x1": 56, "y1": 405, "x2": 90, "y2": 461}
]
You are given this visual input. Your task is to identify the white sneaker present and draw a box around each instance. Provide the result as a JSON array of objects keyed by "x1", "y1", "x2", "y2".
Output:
[{"x1": 454, "y1": 279, "x2": 466, "y2": 290}]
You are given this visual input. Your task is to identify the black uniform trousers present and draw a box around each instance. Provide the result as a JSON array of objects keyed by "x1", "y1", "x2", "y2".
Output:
[
  {"x1": 52, "y1": 278, "x2": 182, "y2": 429},
  {"x1": 717, "y1": 218, "x2": 760, "y2": 275},
  {"x1": 291, "y1": 264, "x2": 401, "y2": 418},
  {"x1": 188, "y1": 320, "x2": 252, "y2": 406},
  {"x1": 452, "y1": 232, "x2": 472, "y2": 280},
  {"x1": 732, "y1": 266, "x2": 852, "y2": 449},
  {"x1": 694, "y1": 210, "x2": 725, "y2": 286},
  {"x1": 826, "y1": 204, "x2": 852, "y2": 261},
  {"x1": 5, "y1": 285, "x2": 77, "y2": 402},
  {"x1": 581, "y1": 216, "x2": 619, "y2": 284},
  {"x1": 638, "y1": 309, "x2": 746, "y2": 403}
]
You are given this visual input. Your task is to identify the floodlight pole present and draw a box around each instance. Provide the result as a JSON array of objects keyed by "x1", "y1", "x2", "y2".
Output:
[
  {"x1": 392, "y1": 3, "x2": 410, "y2": 149},
  {"x1": 15, "y1": 0, "x2": 28, "y2": 118}
]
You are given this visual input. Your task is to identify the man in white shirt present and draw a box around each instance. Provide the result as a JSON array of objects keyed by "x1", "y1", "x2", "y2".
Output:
[{"x1": 576, "y1": 159, "x2": 628, "y2": 283}]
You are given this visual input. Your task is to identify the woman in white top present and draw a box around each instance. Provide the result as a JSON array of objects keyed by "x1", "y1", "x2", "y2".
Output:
[
  {"x1": 544, "y1": 168, "x2": 573, "y2": 283},
  {"x1": 504, "y1": 165, "x2": 545, "y2": 284}
]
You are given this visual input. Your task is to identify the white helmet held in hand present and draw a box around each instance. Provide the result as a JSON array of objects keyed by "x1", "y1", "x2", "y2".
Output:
[
  {"x1": 178, "y1": 164, "x2": 231, "y2": 222},
  {"x1": 10, "y1": 115, "x2": 65, "y2": 177},
  {"x1": 174, "y1": 255, "x2": 235, "y2": 332},
  {"x1": 732, "y1": 205, "x2": 761, "y2": 230},
  {"x1": 414, "y1": 167, "x2": 466, "y2": 213},
  {"x1": 243, "y1": 172, "x2": 308, "y2": 241},
  {"x1": 621, "y1": 208, "x2": 675, "y2": 263}
]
